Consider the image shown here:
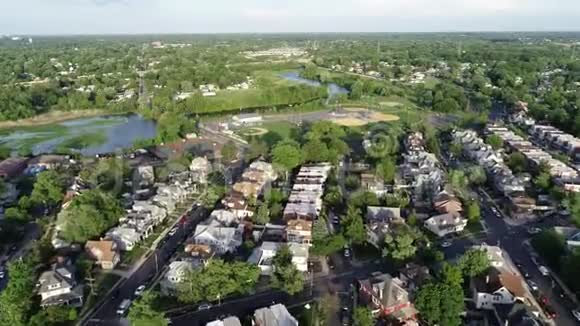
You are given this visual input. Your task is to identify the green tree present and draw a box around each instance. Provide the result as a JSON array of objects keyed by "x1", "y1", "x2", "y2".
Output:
[
  {"x1": 127, "y1": 293, "x2": 168, "y2": 326},
  {"x1": 221, "y1": 141, "x2": 238, "y2": 163},
  {"x1": 440, "y1": 263, "x2": 463, "y2": 287},
  {"x1": 507, "y1": 152, "x2": 527, "y2": 173},
  {"x1": 271, "y1": 245, "x2": 304, "y2": 295},
  {"x1": 534, "y1": 172, "x2": 552, "y2": 192},
  {"x1": 449, "y1": 142, "x2": 463, "y2": 157},
  {"x1": 377, "y1": 157, "x2": 396, "y2": 183},
  {"x1": 28, "y1": 307, "x2": 77, "y2": 326},
  {"x1": 383, "y1": 225, "x2": 420, "y2": 262},
  {"x1": 531, "y1": 230, "x2": 566, "y2": 267},
  {"x1": 564, "y1": 193, "x2": 580, "y2": 227},
  {"x1": 416, "y1": 269, "x2": 464, "y2": 326},
  {"x1": 30, "y1": 170, "x2": 65, "y2": 208},
  {"x1": 271, "y1": 140, "x2": 302, "y2": 171},
  {"x1": 178, "y1": 260, "x2": 260, "y2": 303},
  {"x1": 485, "y1": 134, "x2": 503, "y2": 150},
  {"x1": 341, "y1": 205, "x2": 366, "y2": 244},
  {"x1": 467, "y1": 166, "x2": 486, "y2": 186},
  {"x1": 323, "y1": 185, "x2": 343, "y2": 209},
  {"x1": 458, "y1": 249, "x2": 490, "y2": 278},
  {"x1": 59, "y1": 189, "x2": 123, "y2": 243},
  {"x1": 352, "y1": 306, "x2": 374, "y2": 326},
  {"x1": 0, "y1": 260, "x2": 36, "y2": 326},
  {"x1": 4, "y1": 207, "x2": 27, "y2": 224},
  {"x1": 466, "y1": 200, "x2": 481, "y2": 223},
  {"x1": 253, "y1": 204, "x2": 270, "y2": 225},
  {"x1": 245, "y1": 139, "x2": 269, "y2": 162}
]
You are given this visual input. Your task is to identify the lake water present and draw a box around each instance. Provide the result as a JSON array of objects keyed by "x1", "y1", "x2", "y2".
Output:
[
  {"x1": 279, "y1": 71, "x2": 349, "y2": 102},
  {"x1": 0, "y1": 114, "x2": 157, "y2": 156}
]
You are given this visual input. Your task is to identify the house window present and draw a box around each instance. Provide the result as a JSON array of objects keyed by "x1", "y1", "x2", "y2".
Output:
[{"x1": 48, "y1": 283, "x2": 60, "y2": 290}]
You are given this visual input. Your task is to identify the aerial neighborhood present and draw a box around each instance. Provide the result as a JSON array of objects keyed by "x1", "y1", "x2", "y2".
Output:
[{"x1": 2, "y1": 30, "x2": 580, "y2": 326}]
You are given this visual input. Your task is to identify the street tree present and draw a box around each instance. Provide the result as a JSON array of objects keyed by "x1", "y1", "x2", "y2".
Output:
[
  {"x1": 28, "y1": 307, "x2": 77, "y2": 326},
  {"x1": 127, "y1": 293, "x2": 168, "y2": 326},
  {"x1": 221, "y1": 141, "x2": 238, "y2": 163},
  {"x1": 449, "y1": 142, "x2": 463, "y2": 157},
  {"x1": 383, "y1": 225, "x2": 420, "y2": 262},
  {"x1": 486, "y1": 134, "x2": 503, "y2": 150},
  {"x1": 341, "y1": 205, "x2": 366, "y2": 244},
  {"x1": 507, "y1": 152, "x2": 527, "y2": 173},
  {"x1": 466, "y1": 200, "x2": 481, "y2": 223},
  {"x1": 377, "y1": 157, "x2": 396, "y2": 183},
  {"x1": 271, "y1": 245, "x2": 304, "y2": 295},
  {"x1": 0, "y1": 260, "x2": 36, "y2": 326},
  {"x1": 30, "y1": 170, "x2": 65, "y2": 208},
  {"x1": 253, "y1": 204, "x2": 270, "y2": 225},
  {"x1": 352, "y1": 306, "x2": 374, "y2": 326},
  {"x1": 458, "y1": 249, "x2": 490, "y2": 278},
  {"x1": 271, "y1": 140, "x2": 302, "y2": 172}
]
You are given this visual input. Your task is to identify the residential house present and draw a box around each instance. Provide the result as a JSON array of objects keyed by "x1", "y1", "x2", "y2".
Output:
[
  {"x1": 160, "y1": 260, "x2": 199, "y2": 295},
  {"x1": 433, "y1": 191, "x2": 463, "y2": 214},
  {"x1": 424, "y1": 213, "x2": 467, "y2": 237},
  {"x1": 209, "y1": 209, "x2": 239, "y2": 226},
  {"x1": 85, "y1": 240, "x2": 120, "y2": 270},
  {"x1": 183, "y1": 243, "x2": 214, "y2": 265},
  {"x1": 0, "y1": 157, "x2": 27, "y2": 179},
  {"x1": 133, "y1": 165, "x2": 155, "y2": 190},
  {"x1": 27, "y1": 155, "x2": 69, "y2": 170},
  {"x1": 553, "y1": 226, "x2": 580, "y2": 250},
  {"x1": 106, "y1": 226, "x2": 142, "y2": 251},
  {"x1": 366, "y1": 206, "x2": 405, "y2": 249},
  {"x1": 248, "y1": 242, "x2": 309, "y2": 275},
  {"x1": 506, "y1": 195, "x2": 536, "y2": 219},
  {"x1": 361, "y1": 173, "x2": 386, "y2": 195},
  {"x1": 358, "y1": 272, "x2": 417, "y2": 321},
  {"x1": 397, "y1": 263, "x2": 431, "y2": 295},
  {"x1": 472, "y1": 268, "x2": 526, "y2": 310},
  {"x1": 206, "y1": 317, "x2": 242, "y2": 326},
  {"x1": 472, "y1": 244, "x2": 506, "y2": 269},
  {"x1": 286, "y1": 219, "x2": 312, "y2": 245},
  {"x1": 190, "y1": 157, "x2": 211, "y2": 184},
  {"x1": 193, "y1": 224, "x2": 243, "y2": 255},
  {"x1": 221, "y1": 192, "x2": 254, "y2": 219},
  {"x1": 37, "y1": 264, "x2": 83, "y2": 307},
  {"x1": 253, "y1": 304, "x2": 298, "y2": 326},
  {"x1": 493, "y1": 303, "x2": 542, "y2": 326}
]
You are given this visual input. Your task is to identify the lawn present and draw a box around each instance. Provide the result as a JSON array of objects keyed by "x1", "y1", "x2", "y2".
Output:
[{"x1": 261, "y1": 121, "x2": 298, "y2": 139}]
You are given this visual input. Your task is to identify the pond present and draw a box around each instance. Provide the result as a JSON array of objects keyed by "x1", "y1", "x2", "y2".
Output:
[
  {"x1": 279, "y1": 71, "x2": 349, "y2": 103},
  {"x1": 0, "y1": 114, "x2": 157, "y2": 156}
]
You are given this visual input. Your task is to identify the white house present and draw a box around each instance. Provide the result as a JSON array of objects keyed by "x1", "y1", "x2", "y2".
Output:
[
  {"x1": 209, "y1": 209, "x2": 239, "y2": 226},
  {"x1": 106, "y1": 226, "x2": 142, "y2": 251},
  {"x1": 247, "y1": 242, "x2": 309, "y2": 275},
  {"x1": 37, "y1": 265, "x2": 83, "y2": 307},
  {"x1": 472, "y1": 268, "x2": 526, "y2": 310},
  {"x1": 424, "y1": 213, "x2": 467, "y2": 237},
  {"x1": 193, "y1": 224, "x2": 243, "y2": 255},
  {"x1": 160, "y1": 261, "x2": 199, "y2": 295}
]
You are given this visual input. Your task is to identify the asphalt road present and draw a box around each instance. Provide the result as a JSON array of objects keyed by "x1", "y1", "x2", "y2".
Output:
[
  {"x1": 0, "y1": 223, "x2": 41, "y2": 292},
  {"x1": 84, "y1": 206, "x2": 207, "y2": 326},
  {"x1": 442, "y1": 189, "x2": 578, "y2": 326}
]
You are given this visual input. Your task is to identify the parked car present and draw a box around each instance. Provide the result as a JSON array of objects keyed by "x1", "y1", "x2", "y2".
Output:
[
  {"x1": 168, "y1": 227, "x2": 178, "y2": 236},
  {"x1": 527, "y1": 227, "x2": 542, "y2": 235},
  {"x1": 571, "y1": 309, "x2": 580, "y2": 322},
  {"x1": 197, "y1": 303, "x2": 212, "y2": 311},
  {"x1": 340, "y1": 307, "x2": 350, "y2": 326},
  {"x1": 441, "y1": 241, "x2": 452, "y2": 248},
  {"x1": 116, "y1": 299, "x2": 132, "y2": 316},
  {"x1": 0, "y1": 270, "x2": 5, "y2": 279},
  {"x1": 343, "y1": 248, "x2": 351, "y2": 258},
  {"x1": 526, "y1": 280, "x2": 539, "y2": 292},
  {"x1": 134, "y1": 285, "x2": 146, "y2": 296},
  {"x1": 538, "y1": 265, "x2": 550, "y2": 276},
  {"x1": 544, "y1": 305, "x2": 557, "y2": 319}
]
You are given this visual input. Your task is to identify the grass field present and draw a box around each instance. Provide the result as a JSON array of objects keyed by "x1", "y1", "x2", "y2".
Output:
[{"x1": 0, "y1": 109, "x2": 111, "y2": 130}]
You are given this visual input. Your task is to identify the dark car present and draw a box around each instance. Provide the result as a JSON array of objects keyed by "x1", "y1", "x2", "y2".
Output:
[{"x1": 544, "y1": 305, "x2": 557, "y2": 319}]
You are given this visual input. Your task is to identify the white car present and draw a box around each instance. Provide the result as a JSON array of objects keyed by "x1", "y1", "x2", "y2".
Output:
[
  {"x1": 572, "y1": 309, "x2": 580, "y2": 321},
  {"x1": 441, "y1": 241, "x2": 452, "y2": 248},
  {"x1": 538, "y1": 265, "x2": 550, "y2": 276},
  {"x1": 134, "y1": 285, "x2": 146, "y2": 296},
  {"x1": 168, "y1": 228, "x2": 178, "y2": 236},
  {"x1": 0, "y1": 271, "x2": 5, "y2": 279},
  {"x1": 527, "y1": 227, "x2": 542, "y2": 235}
]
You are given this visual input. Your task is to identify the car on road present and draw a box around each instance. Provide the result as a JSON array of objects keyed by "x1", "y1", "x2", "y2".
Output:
[
  {"x1": 441, "y1": 241, "x2": 452, "y2": 248},
  {"x1": 538, "y1": 265, "x2": 550, "y2": 276},
  {"x1": 340, "y1": 307, "x2": 350, "y2": 326},
  {"x1": 134, "y1": 285, "x2": 146, "y2": 296},
  {"x1": 332, "y1": 216, "x2": 340, "y2": 224},
  {"x1": 572, "y1": 309, "x2": 580, "y2": 322},
  {"x1": 491, "y1": 207, "x2": 501, "y2": 218},
  {"x1": 527, "y1": 227, "x2": 542, "y2": 235},
  {"x1": 526, "y1": 280, "x2": 539, "y2": 292},
  {"x1": 0, "y1": 270, "x2": 5, "y2": 279},
  {"x1": 168, "y1": 227, "x2": 178, "y2": 236},
  {"x1": 197, "y1": 303, "x2": 212, "y2": 311},
  {"x1": 343, "y1": 248, "x2": 351, "y2": 258},
  {"x1": 544, "y1": 304, "x2": 557, "y2": 319},
  {"x1": 116, "y1": 299, "x2": 132, "y2": 316}
]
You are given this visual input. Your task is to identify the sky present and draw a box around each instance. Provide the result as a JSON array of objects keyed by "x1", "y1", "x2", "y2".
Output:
[{"x1": 2, "y1": 0, "x2": 580, "y2": 35}]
